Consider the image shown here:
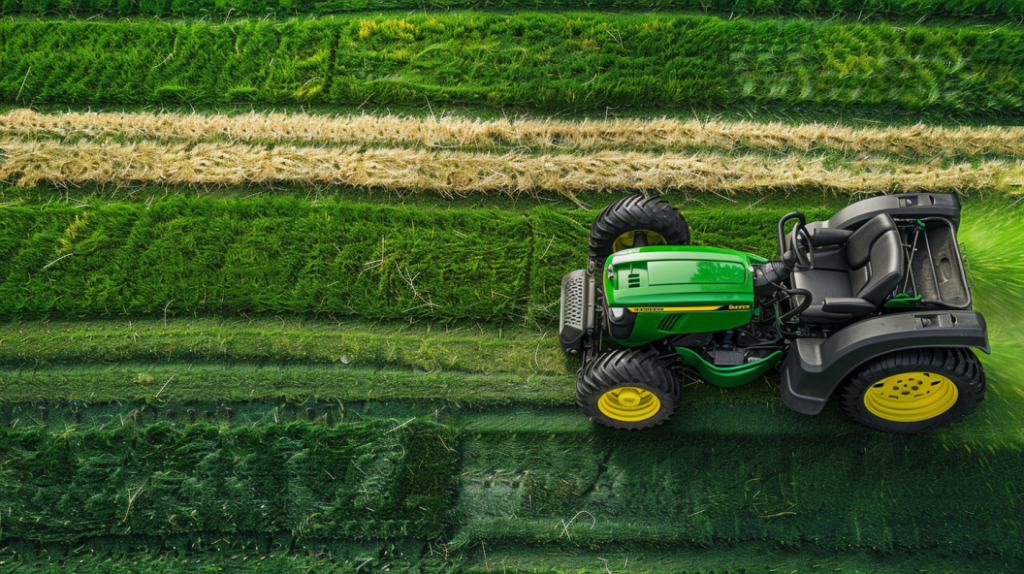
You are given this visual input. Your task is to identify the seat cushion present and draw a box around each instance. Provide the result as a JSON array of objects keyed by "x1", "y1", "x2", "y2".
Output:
[
  {"x1": 791, "y1": 269, "x2": 854, "y2": 323},
  {"x1": 846, "y1": 213, "x2": 897, "y2": 269},
  {"x1": 854, "y1": 230, "x2": 903, "y2": 304}
]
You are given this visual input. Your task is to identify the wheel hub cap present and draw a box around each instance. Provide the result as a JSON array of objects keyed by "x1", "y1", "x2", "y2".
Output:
[
  {"x1": 863, "y1": 372, "x2": 959, "y2": 422},
  {"x1": 598, "y1": 387, "x2": 661, "y2": 422},
  {"x1": 612, "y1": 230, "x2": 667, "y2": 252}
]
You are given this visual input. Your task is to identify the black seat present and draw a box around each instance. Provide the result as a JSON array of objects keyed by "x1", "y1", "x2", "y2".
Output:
[{"x1": 791, "y1": 214, "x2": 904, "y2": 323}]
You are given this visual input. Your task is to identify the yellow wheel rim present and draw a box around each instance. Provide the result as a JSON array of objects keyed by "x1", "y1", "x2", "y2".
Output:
[
  {"x1": 612, "y1": 230, "x2": 667, "y2": 252},
  {"x1": 863, "y1": 372, "x2": 959, "y2": 422},
  {"x1": 598, "y1": 387, "x2": 662, "y2": 422}
]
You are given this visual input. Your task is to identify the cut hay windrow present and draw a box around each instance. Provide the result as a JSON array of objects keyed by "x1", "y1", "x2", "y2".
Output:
[
  {"x1": 5, "y1": 109, "x2": 1024, "y2": 157},
  {"x1": 2, "y1": 138, "x2": 1018, "y2": 194}
]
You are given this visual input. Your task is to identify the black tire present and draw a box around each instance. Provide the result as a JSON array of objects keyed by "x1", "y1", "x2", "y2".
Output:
[
  {"x1": 577, "y1": 348, "x2": 681, "y2": 430},
  {"x1": 840, "y1": 348, "x2": 985, "y2": 434},
  {"x1": 589, "y1": 195, "x2": 690, "y2": 265}
]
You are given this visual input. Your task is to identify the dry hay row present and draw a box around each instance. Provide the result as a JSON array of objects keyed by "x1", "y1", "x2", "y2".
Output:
[
  {"x1": 2, "y1": 139, "x2": 1020, "y2": 195},
  {"x1": 3, "y1": 109, "x2": 1023, "y2": 157}
]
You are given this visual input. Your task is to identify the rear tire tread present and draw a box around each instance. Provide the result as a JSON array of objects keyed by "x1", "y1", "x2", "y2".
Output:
[{"x1": 839, "y1": 348, "x2": 985, "y2": 434}]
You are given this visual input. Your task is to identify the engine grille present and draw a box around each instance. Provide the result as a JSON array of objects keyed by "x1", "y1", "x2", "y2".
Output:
[{"x1": 563, "y1": 274, "x2": 585, "y2": 329}]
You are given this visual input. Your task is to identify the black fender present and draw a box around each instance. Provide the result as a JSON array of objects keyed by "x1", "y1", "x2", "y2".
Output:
[
  {"x1": 781, "y1": 311, "x2": 989, "y2": 415},
  {"x1": 806, "y1": 193, "x2": 961, "y2": 233}
]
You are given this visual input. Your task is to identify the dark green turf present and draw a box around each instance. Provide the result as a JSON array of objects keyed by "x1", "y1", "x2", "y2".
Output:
[
  {"x1": 0, "y1": 418, "x2": 458, "y2": 543},
  {"x1": 2, "y1": 402, "x2": 1023, "y2": 573},
  {"x1": 3, "y1": 0, "x2": 1024, "y2": 22},
  {"x1": 0, "y1": 196, "x2": 835, "y2": 322},
  {"x1": 1, "y1": 14, "x2": 1023, "y2": 114}
]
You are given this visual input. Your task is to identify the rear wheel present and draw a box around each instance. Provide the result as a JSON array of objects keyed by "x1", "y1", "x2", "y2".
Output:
[
  {"x1": 589, "y1": 195, "x2": 689, "y2": 265},
  {"x1": 840, "y1": 348, "x2": 985, "y2": 433},
  {"x1": 577, "y1": 348, "x2": 681, "y2": 430}
]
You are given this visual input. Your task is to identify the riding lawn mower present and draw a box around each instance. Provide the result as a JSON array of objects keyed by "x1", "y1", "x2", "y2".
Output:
[{"x1": 559, "y1": 193, "x2": 988, "y2": 433}]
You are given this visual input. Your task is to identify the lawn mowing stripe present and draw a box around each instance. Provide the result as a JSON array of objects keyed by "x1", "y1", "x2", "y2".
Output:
[
  {"x1": 1, "y1": 539, "x2": 1017, "y2": 574},
  {"x1": 0, "y1": 199, "x2": 832, "y2": 321},
  {"x1": 2, "y1": 138, "x2": 1018, "y2": 194},
  {"x1": 0, "y1": 363, "x2": 574, "y2": 405},
  {"x1": 5, "y1": 109, "x2": 1023, "y2": 158},
  {"x1": 0, "y1": 318, "x2": 569, "y2": 375},
  {"x1": 2, "y1": 15, "x2": 1024, "y2": 115},
  {"x1": 0, "y1": 197, "x2": 535, "y2": 322},
  {"x1": 459, "y1": 547, "x2": 1019, "y2": 574},
  {"x1": 0, "y1": 418, "x2": 459, "y2": 543},
  {"x1": 455, "y1": 425, "x2": 1024, "y2": 557},
  {"x1": 2, "y1": 0, "x2": 1022, "y2": 22}
]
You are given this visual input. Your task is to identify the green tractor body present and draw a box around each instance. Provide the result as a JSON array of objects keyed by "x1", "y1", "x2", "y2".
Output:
[
  {"x1": 605, "y1": 246, "x2": 784, "y2": 387},
  {"x1": 605, "y1": 247, "x2": 761, "y2": 346},
  {"x1": 562, "y1": 193, "x2": 991, "y2": 434}
]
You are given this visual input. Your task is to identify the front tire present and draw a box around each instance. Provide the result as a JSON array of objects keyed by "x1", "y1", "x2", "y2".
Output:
[
  {"x1": 589, "y1": 195, "x2": 690, "y2": 265},
  {"x1": 577, "y1": 349, "x2": 681, "y2": 430},
  {"x1": 840, "y1": 348, "x2": 985, "y2": 433}
]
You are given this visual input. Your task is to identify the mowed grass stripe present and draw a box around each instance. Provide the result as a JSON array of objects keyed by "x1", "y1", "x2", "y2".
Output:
[
  {"x1": 456, "y1": 428, "x2": 1024, "y2": 557},
  {"x1": 2, "y1": 139, "x2": 1018, "y2": 194},
  {"x1": 0, "y1": 364, "x2": 573, "y2": 405},
  {"x1": 5, "y1": 109, "x2": 1024, "y2": 157},
  {"x1": 2, "y1": 15, "x2": 1024, "y2": 114},
  {"x1": 2, "y1": 0, "x2": 1022, "y2": 22},
  {"x1": 0, "y1": 199, "x2": 831, "y2": 321},
  {"x1": 0, "y1": 419, "x2": 459, "y2": 543},
  {"x1": 0, "y1": 317, "x2": 570, "y2": 375}
]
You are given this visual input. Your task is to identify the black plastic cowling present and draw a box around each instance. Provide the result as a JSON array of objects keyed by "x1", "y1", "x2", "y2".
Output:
[{"x1": 780, "y1": 310, "x2": 989, "y2": 415}]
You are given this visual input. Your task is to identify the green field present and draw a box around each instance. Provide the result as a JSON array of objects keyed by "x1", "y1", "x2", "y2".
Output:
[
  {"x1": 2, "y1": 15, "x2": 1024, "y2": 114},
  {"x1": 1, "y1": 2, "x2": 1024, "y2": 572}
]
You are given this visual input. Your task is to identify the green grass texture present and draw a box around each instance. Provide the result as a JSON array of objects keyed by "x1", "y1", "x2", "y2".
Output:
[
  {"x1": 0, "y1": 196, "x2": 830, "y2": 322},
  {"x1": 456, "y1": 418, "x2": 1024, "y2": 555},
  {"x1": 2, "y1": 403, "x2": 1023, "y2": 572},
  {"x1": 0, "y1": 418, "x2": 459, "y2": 543},
  {"x1": 1, "y1": 14, "x2": 1023, "y2": 114},
  {"x1": 4, "y1": 0, "x2": 1024, "y2": 21}
]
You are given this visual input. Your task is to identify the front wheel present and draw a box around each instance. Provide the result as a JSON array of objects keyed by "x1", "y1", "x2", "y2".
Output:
[
  {"x1": 589, "y1": 195, "x2": 690, "y2": 266},
  {"x1": 577, "y1": 348, "x2": 681, "y2": 430},
  {"x1": 840, "y1": 348, "x2": 985, "y2": 433}
]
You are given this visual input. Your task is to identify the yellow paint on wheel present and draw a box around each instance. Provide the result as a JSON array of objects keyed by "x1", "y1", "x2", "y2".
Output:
[
  {"x1": 598, "y1": 386, "x2": 662, "y2": 421},
  {"x1": 863, "y1": 372, "x2": 959, "y2": 422},
  {"x1": 613, "y1": 230, "x2": 667, "y2": 252}
]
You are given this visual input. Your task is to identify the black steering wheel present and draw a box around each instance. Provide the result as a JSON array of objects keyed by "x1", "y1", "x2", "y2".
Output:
[{"x1": 791, "y1": 220, "x2": 813, "y2": 268}]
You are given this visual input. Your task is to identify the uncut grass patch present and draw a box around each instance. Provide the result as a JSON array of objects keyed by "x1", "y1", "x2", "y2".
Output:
[
  {"x1": 1, "y1": 15, "x2": 1024, "y2": 114},
  {"x1": 0, "y1": 418, "x2": 458, "y2": 543}
]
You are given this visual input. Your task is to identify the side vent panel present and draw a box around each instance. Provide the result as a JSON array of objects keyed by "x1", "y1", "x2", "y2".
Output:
[
  {"x1": 627, "y1": 272, "x2": 641, "y2": 289},
  {"x1": 657, "y1": 314, "x2": 681, "y2": 332}
]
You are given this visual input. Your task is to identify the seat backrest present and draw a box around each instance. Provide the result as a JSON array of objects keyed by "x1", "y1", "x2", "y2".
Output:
[{"x1": 845, "y1": 214, "x2": 904, "y2": 305}]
